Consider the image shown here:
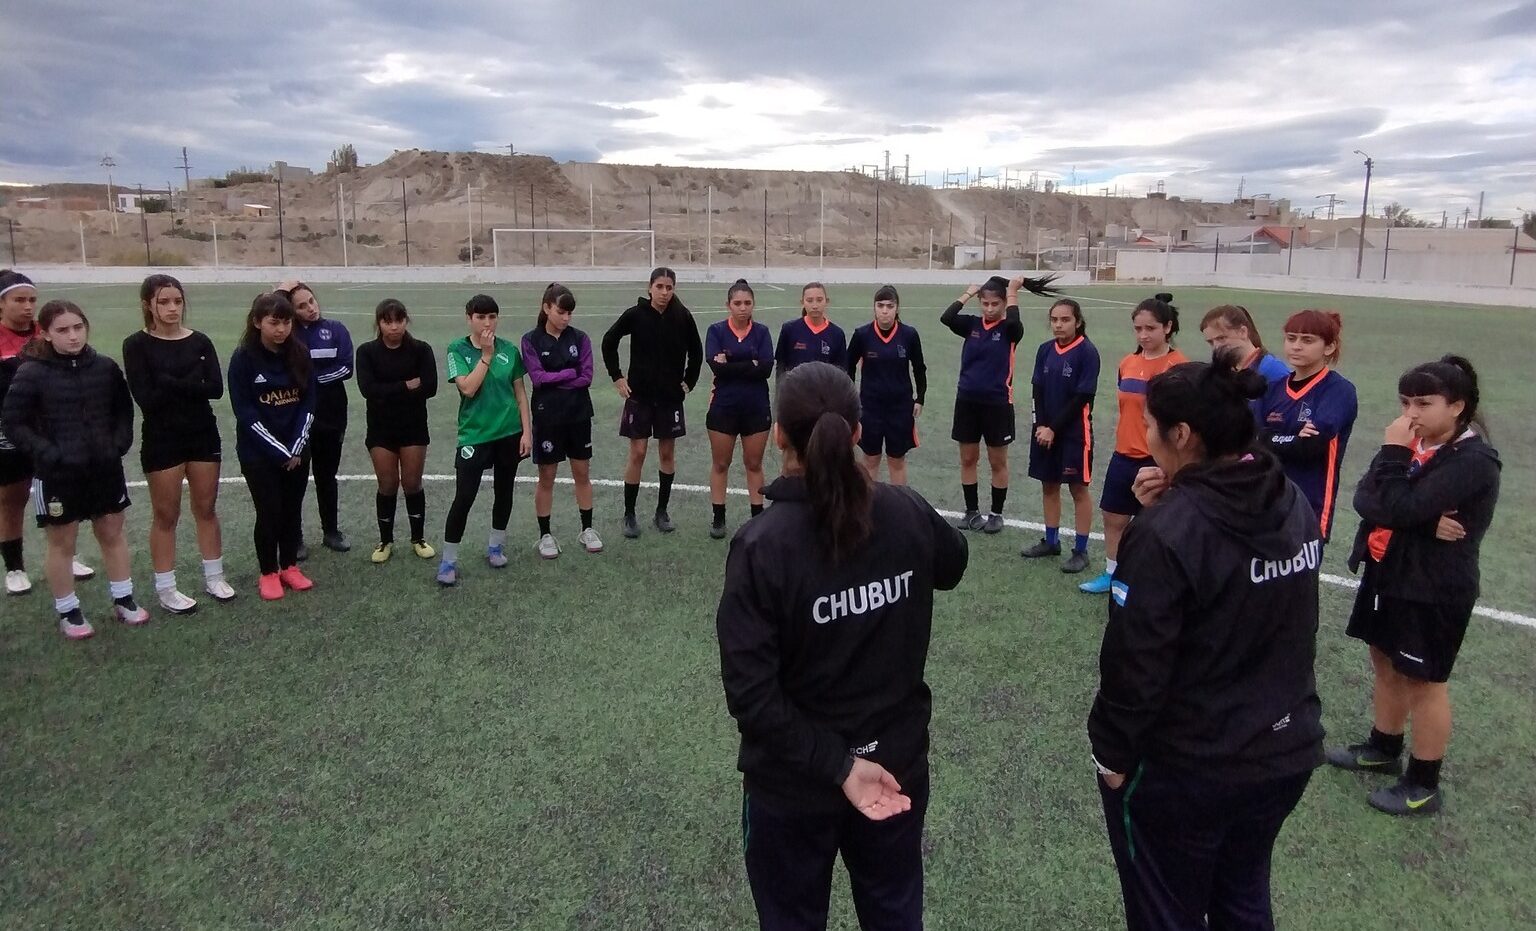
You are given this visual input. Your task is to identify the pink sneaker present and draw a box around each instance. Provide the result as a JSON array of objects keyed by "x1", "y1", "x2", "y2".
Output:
[
  {"x1": 58, "y1": 610, "x2": 94, "y2": 640},
  {"x1": 113, "y1": 597, "x2": 150, "y2": 626},
  {"x1": 278, "y1": 566, "x2": 314, "y2": 592},
  {"x1": 258, "y1": 573, "x2": 284, "y2": 601}
]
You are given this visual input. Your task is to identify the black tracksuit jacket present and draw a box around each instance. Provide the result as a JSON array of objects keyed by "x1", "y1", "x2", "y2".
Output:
[
  {"x1": 717, "y1": 476, "x2": 969, "y2": 813},
  {"x1": 1347, "y1": 435, "x2": 1501, "y2": 605},
  {"x1": 600, "y1": 297, "x2": 704, "y2": 405},
  {"x1": 1088, "y1": 450, "x2": 1325, "y2": 782}
]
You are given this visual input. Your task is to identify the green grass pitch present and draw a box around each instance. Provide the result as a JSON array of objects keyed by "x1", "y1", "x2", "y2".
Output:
[{"x1": 2, "y1": 280, "x2": 1534, "y2": 929}]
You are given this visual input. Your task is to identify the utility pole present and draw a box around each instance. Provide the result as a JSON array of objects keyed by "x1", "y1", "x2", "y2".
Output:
[
  {"x1": 401, "y1": 180, "x2": 410, "y2": 266},
  {"x1": 873, "y1": 179, "x2": 880, "y2": 269},
  {"x1": 1352, "y1": 151, "x2": 1373, "y2": 279},
  {"x1": 101, "y1": 156, "x2": 118, "y2": 234},
  {"x1": 177, "y1": 147, "x2": 193, "y2": 217},
  {"x1": 139, "y1": 183, "x2": 151, "y2": 265},
  {"x1": 276, "y1": 166, "x2": 286, "y2": 266}
]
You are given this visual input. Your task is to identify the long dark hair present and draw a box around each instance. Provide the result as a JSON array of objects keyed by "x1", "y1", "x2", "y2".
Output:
[
  {"x1": 777, "y1": 362, "x2": 871, "y2": 562},
  {"x1": 27, "y1": 300, "x2": 89, "y2": 359},
  {"x1": 1049, "y1": 298, "x2": 1087, "y2": 338},
  {"x1": 979, "y1": 274, "x2": 1061, "y2": 299},
  {"x1": 242, "y1": 291, "x2": 311, "y2": 390},
  {"x1": 374, "y1": 298, "x2": 415, "y2": 343},
  {"x1": 1132, "y1": 293, "x2": 1179, "y2": 354},
  {"x1": 537, "y1": 282, "x2": 576, "y2": 332},
  {"x1": 1398, "y1": 354, "x2": 1486, "y2": 438},
  {"x1": 1145, "y1": 347, "x2": 1266, "y2": 458},
  {"x1": 139, "y1": 273, "x2": 187, "y2": 330},
  {"x1": 800, "y1": 281, "x2": 827, "y2": 318}
]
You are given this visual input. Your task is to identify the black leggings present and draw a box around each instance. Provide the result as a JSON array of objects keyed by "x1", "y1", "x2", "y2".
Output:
[
  {"x1": 443, "y1": 434, "x2": 522, "y2": 544},
  {"x1": 310, "y1": 428, "x2": 345, "y2": 534},
  {"x1": 242, "y1": 457, "x2": 310, "y2": 574}
]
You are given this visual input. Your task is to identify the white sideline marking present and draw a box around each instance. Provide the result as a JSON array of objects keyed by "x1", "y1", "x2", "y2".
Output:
[{"x1": 123, "y1": 472, "x2": 1536, "y2": 629}]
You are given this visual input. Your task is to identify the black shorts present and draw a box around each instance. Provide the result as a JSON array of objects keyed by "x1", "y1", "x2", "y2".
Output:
[
  {"x1": 619, "y1": 397, "x2": 687, "y2": 440},
  {"x1": 532, "y1": 419, "x2": 594, "y2": 465},
  {"x1": 366, "y1": 425, "x2": 431, "y2": 453},
  {"x1": 0, "y1": 446, "x2": 31, "y2": 486},
  {"x1": 951, "y1": 398, "x2": 1015, "y2": 447},
  {"x1": 456, "y1": 433, "x2": 525, "y2": 473},
  {"x1": 32, "y1": 463, "x2": 131, "y2": 527},
  {"x1": 858, "y1": 406, "x2": 919, "y2": 458},
  {"x1": 1346, "y1": 564, "x2": 1473, "y2": 683},
  {"x1": 706, "y1": 407, "x2": 771, "y2": 437},
  {"x1": 1028, "y1": 430, "x2": 1092, "y2": 484},
  {"x1": 140, "y1": 431, "x2": 223, "y2": 475},
  {"x1": 1099, "y1": 452, "x2": 1154, "y2": 516}
]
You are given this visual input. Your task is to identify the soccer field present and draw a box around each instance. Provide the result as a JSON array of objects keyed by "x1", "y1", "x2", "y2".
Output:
[{"x1": 3, "y1": 279, "x2": 1534, "y2": 929}]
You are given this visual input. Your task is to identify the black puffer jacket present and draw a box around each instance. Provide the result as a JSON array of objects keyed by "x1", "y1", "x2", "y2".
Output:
[{"x1": 0, "y1": 346, "x2": 134, "y2": 474}]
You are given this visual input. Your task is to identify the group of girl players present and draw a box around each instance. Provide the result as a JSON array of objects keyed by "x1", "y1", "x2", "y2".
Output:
[{"x1": 0, "y1": 267, "x2": 1501, "y2": 789}]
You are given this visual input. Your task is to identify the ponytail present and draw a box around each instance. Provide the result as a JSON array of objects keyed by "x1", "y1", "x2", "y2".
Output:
[
  {"x1": 538, "y1": 282, "x2": 576, "y2": 330},
  {"x1": 1398, "y1": 353, "x2": 1487, "y2": 439},
  {"x1": 777, "y1": 362, "x2": 872, "y2": 562}
]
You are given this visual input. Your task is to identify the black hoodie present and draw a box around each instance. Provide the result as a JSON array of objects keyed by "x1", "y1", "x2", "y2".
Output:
[
  {"x1": 600, "y1": 296, "x2": 704, "y2": 405},
  {"x1": 1348, "y1": 435, "x2": 1501, "y2": 605},
  {"x1": 717, "y1": 477, "x2": 968, "y2": 814},
  {"x1": 0, "y1": 346, "x2": 134, "y2": 475},
  {"x1": 1088, "y1": 450, "x2": 1324, "y2": 781}
]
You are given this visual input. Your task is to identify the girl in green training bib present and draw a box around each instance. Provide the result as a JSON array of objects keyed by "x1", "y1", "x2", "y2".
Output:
[{"x1": 436, "y1": 294, "x2": 531, "y2": 586}]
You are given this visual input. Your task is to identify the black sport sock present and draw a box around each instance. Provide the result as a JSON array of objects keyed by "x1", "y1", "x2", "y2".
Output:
[
  {"x1": 0, "y1": 537, "x2": 22, "y2": 572},
  {"x1": 405, "y1": 490, "x2": 426, "y2": 542},
  {"x1": 1406, "y1": 756, "x2": 1442, "y2": 790},
  {"x1": 580, "y1": 508, "x2": 594, "y2": 530},
  {"x1": 990, "y1": 485, "x2": 1008, "y2": 515},
  {"x1": 376, "y1": 493, "x2": 397, "y2": 544},
  {"x1": 657, "y1": 471, "x2": 675, "y2": 513},
  {"x1": 750, "y1": 503, "x2": 764, "y2": 517},
  {"x1": 1368, "y1": 727, "x2": 1405, "y2": 759},
  {"x1": 713, "y1": 503, "x2": 727, "y2": 523},
  {"x1": 962, "y1": 483, "x2": 979, "y2": 513},
  {"x1": 623, "y1": 482, "x2": 640, "y2": 517},
  {"x1": 538, "y1": 515, "x2": 552, "y2": 536}
]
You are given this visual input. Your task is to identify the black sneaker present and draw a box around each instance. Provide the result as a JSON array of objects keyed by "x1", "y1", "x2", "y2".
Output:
[
  {"x1": 1325, "y1": 742, "x2": 1403, "y2": 775},
  {"x1": 1368, "y1": 780, "x2": 1442, "y2": 816},
  {"x1": 296, "y1": 541, "x2": 310, "y2": 562},
  {"x1": 622, "y1": 513, "x2": 641, "y2": 539},
  {"x1": 1061, "y1": 551, "x2": 1091, "y2": 574},
  {"x1": 1021, "y1": 539, "x2": 1061, "y2": 559},
  {"x1": 982, "y1": 513, "x2": 1004, "y2": 534},
  {"x1": 953, "y1": 510, "x2": 983, "y2": 531},
  {"x1": 322, "y1": 530, "x2": 351, "y2": 553},
  {"x1": 710, "y1": 517, "x2": 728, "y2": 540},
  {"x1": 653, "y1": 511, "x2": 676, "y2": 534}
]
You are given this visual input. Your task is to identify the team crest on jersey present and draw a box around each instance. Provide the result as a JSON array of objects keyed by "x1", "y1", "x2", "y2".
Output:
[
  {"x1": 460, "y1": 445, "x2": 475, "y2": 460},
  {"x1": 47, "y1": 497, "x2": 63, "y2": 518},
  {"x1": 991, "y1": 332, "x2": 1002, "y2": 341},
  {"x1": 1298, "y1": 406, "x2": 1313, "y2": 421},
  {"x1": 898, "y1": 346, "x2": 907, "y2": 358},
  {"x1": 568, "y1": 344, "x2": 579, "y2": 358},
  {"x1": 1063, "y1": 364, "x2": 1073, "y2": 377},
  {"x1": 820, "y1": 342, "x2": 830, "y2": 356}
]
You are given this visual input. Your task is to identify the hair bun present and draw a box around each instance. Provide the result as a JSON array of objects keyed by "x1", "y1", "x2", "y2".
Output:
[
  {"x1": 1209, "y1": 347, "x2": 1268, "y2": 400},
  {"x1": 734, "y1": 278, "x2": 749, "y2": 286},
  {"x1": 1154, "y1": 292, "x2": 1174, "y2": 303}
]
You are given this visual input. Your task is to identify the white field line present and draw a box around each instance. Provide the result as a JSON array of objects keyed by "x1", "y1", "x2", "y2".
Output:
[{"x1": 123, "y1": 472, "x2": 1536, "y2": 630}]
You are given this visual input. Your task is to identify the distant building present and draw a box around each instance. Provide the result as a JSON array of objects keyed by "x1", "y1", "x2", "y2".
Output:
[
  {"x1": 270, "y1": 161, "x2": 315, "y2": 181},
  {"x1": 952, "y1": 242, "x2": 999, "y2": 268},
  {"x1": 115, "y1": 189, "x2": 172, "y2": 213}
]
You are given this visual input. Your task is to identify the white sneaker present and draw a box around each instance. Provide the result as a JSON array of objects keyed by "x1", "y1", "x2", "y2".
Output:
[
  {"x1": 112, "y1": 597, "x2": 150, "y2": 626},
  {"x1": 579, "y1": 527, "x2": 604, "y2": 554},
  {"x1": 205, "y1": 575, "x2": 237, "y2": 603},
  {"x1": 5, "y1": 568, "x2": 31, "y2": 595},
  {"x1": 158, "y1": 588, "x2": 199, "y2": 615},
  {"x1": 71, "y1": 559, "x2": 94, "y2": 581},
  {"x1": 537, "y1": 533, "x2": 561, "y2": 559}
]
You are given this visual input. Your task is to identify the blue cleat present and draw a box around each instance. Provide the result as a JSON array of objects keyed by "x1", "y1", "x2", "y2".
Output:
[{"x1": 1079, "y1": 571, "x2": 1113, "y2": 594}]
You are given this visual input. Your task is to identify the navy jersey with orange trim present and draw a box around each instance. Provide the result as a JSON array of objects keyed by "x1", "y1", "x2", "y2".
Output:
[
  {"x1": 705, "y1": 318, "x2": 774, "y2": 416},
  {"x1": 776, "y1": 317, "x2": 847, "y2": 373},
  {"x1": 1259, "y1": 368, "x2": 1358, "y2": 540},
  {"x1": 942, "y1": 302, "x2": 1024, "y2": 405},
  {"x1": 1031, "y1": 336, "x2": 1099, "y2": 439},
  {"x1": 847, "y1": 321, "x2": 926, "y2": 407}
]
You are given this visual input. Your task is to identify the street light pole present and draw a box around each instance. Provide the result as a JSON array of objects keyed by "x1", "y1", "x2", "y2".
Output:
[{"x1": 1353, "y1": 151, "x2": 1373, "y2": 279}]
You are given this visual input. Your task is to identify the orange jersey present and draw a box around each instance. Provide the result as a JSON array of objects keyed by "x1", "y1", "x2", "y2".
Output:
[{"x1": 1113, "y1": 349, "x2": 1188, "y2": 457}]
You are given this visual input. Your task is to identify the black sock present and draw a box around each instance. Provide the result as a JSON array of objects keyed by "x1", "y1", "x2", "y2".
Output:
[
  {"x1": 580, "y1": 508, "x2": 593, "y2": 530},
  {"x1": 1368, "y1": 727, "x2": 1405, "y2": 759},
  {"x1": 962, "y1": 483, "x2": 979, "y2": 513},
  {"x1": 657, "y1": 471, "x2": 675, "y2": 513},
  {"x1": 750, "y1": 503, "x2": 764, "y2": 517},
  {"x1": 623, "y1": 482, "x2": 639, "y2": 517},
  {"x1": 713, "y1": 502, "x2": 727, "y2": 523},
  {"x1": 1406, "y1": 756, "x2": 1442, "y2": 790},
  {"x1": 991, "y1": 485, "x2": 1007, "y2": 515},
  {"x1": 538, "y1": 515, "x2": 552, "y2": 536},
  {"x1": 0, "y1": 537, "x2": 21, "y2": 572},
  {"x1": 405, "y1": 490, "x2": 426, "y2": 543},
  {"x1": 376, "y1": 493, "x2": 397, "y2": 544}
]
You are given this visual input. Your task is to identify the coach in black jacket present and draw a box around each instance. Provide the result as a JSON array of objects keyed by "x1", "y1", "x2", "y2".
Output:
[
  {"x1": 1088, "y1": 351, "x2": 1322, "y2": 931},
  {"x1": 718, "y1": 362, "x2": 967, "y2": 931}
]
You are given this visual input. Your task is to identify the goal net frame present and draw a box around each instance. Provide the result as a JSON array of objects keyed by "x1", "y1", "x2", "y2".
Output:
[{"x1": 490, "y1": 228, "x2": 656, "y2": 269}]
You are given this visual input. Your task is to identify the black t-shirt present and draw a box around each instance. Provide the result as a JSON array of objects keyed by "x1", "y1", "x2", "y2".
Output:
[
  {"x1": 121, "y1": 330, "x2": 223, "y2": 445},
  {"x1": 355, "y1": 337, "x2": 437, "y2": 441}
]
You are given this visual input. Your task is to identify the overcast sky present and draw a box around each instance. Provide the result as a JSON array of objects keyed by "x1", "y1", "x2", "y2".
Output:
[{"x1": 5, "y1": 0, "x2": 1534, "y2": 220}]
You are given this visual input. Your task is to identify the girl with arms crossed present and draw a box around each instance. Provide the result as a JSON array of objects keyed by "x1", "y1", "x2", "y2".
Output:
[
  {"x1": 705, "y1": 279, "x2": 774, "y2": 540},
  {"x1": 846, "y1": 285, "x2": 926, "y2": 486}
]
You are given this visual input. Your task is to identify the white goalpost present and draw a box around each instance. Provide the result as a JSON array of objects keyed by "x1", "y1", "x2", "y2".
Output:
[{"x1": 491, "y1": 227, "x2": 656, "y2": 269}]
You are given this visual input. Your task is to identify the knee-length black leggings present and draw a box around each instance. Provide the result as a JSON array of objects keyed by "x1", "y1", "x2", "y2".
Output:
[
  {"x1": 443, "y1": 433, "x2": 523, "y2": 544},
  {"x1": 309, "y1": 427, "x2": 345, "y2": 534}
]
